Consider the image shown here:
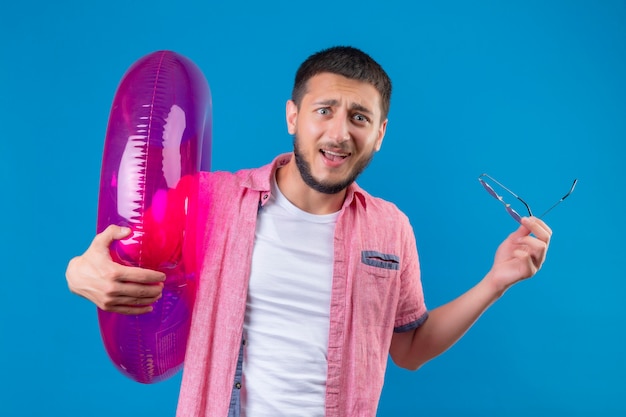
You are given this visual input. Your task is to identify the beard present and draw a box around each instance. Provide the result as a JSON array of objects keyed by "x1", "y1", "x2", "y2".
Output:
[{"x1": 292, "y1": 134, "x2": 375, "y2": 195}]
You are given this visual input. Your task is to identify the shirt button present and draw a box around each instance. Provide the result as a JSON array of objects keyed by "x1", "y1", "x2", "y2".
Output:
[{"x1": 235, "y1": 382, "x2": 242, "y2": 389}]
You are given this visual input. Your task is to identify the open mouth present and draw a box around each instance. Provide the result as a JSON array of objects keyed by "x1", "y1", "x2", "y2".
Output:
[{"x1": 320, "y1": 149, "x2": 350, "y2": 162}]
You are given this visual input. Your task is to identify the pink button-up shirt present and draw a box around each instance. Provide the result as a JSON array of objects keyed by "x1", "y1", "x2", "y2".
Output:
[{"x1": 177, "y1": 154, "x2": 428, "y2": 417}]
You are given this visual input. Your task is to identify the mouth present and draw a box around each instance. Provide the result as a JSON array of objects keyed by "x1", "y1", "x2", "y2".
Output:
[{"x1": 320, "y1": 149, "x2": 350, "y2": 162}]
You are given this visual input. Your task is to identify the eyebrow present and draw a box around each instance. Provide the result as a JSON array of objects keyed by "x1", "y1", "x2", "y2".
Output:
[{"x1": 313, "y1": 99, "x2": 374, "y2": 116}]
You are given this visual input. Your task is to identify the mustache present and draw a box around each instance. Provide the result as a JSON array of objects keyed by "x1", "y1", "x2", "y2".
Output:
[{"x1": 318, "y1": 141, "x2": 353, "y2": 154}]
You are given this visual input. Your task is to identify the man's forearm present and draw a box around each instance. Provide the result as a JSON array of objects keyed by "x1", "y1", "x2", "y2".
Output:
[{"x1": 391, "y1": 274, "x2": 505, "y2": 370}]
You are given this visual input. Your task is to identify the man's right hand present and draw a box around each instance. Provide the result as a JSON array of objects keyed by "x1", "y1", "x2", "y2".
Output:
[{"x1": 66, "y1": 225, "x2": 166, "y2": 315}]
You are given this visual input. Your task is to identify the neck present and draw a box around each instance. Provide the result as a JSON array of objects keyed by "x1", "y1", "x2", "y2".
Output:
[{"x1": 276, "y1": 156, "x2": 346, "y2": 215}]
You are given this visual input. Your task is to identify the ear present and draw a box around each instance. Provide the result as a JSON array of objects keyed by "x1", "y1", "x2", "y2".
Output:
[
  {"x1": 286, "y1": 100, "x2": 298, "y2": 135},
  {"x1": 374, "y1": 118, "x2": 388, "y2": 152}
]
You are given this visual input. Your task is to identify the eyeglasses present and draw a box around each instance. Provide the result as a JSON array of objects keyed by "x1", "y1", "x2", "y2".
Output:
[{"x1": 478, "y1": 173, "x2": 577, "y2": 223}]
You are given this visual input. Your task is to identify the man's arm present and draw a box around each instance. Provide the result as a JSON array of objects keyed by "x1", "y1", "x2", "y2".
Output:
[
  {"x1": 65, "y1": 225, "x2": 166, "y2": 315},
  {"x1": 389, "y1": 216, "x2": 552, "y2": 370}
]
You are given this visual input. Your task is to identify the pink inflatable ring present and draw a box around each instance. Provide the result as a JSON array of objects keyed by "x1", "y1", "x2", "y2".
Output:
[{"x1": 96, "y1": 50, "x2": 211, "y2": 383}]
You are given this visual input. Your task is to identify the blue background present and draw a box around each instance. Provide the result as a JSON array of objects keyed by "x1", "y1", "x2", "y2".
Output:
[{"x1": 1, "y1": 1, "x2": 625, "y2": 415}]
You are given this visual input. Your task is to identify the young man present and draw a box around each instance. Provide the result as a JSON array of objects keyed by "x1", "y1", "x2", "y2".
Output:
[{"x1": 66, "y1": 46, "x2": 552, "y2": 416}]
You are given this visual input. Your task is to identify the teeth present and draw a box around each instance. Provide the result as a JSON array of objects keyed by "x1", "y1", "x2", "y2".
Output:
[{"x1": 323, "y1": 150, "x2": 348, "y2": 157}]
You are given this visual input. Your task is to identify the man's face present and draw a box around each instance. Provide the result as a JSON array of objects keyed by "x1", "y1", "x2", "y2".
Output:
[{"x1": 286, "y1": 72, "x2": 388, "y2": 195}]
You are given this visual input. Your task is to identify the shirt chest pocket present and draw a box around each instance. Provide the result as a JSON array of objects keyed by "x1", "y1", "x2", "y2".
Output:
[
  {"x1": 361, "y1": 250, "x2": 400, "y2": 273},
  {"x1": 355, "y1": 250, "x2": 401, "y2": 328}
]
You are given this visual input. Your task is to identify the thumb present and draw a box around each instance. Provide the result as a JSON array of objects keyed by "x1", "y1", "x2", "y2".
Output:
[
  {"x1": 92, "y1": 224, "x2": 132, "y2": 249},
  {"x1": 508, "y1": 221, "x2": 531, "y2": 241}
]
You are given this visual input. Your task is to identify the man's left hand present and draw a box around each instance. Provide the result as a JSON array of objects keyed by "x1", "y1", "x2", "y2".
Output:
[{"x1": 487, "y1": 217, "x2": 552, "y2": 293}]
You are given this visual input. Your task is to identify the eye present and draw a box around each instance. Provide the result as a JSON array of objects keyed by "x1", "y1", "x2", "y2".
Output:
[
  {"x1": 317, "y1": 107, "x2": 331, "y2": 115},
  {"x1": 352, "y1": 113, "x2": 370, "y2": 124}
]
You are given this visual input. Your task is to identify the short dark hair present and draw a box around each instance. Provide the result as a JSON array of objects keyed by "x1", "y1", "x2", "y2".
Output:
[{"x1": 291, "y1": 46, "x2": 392, "y2": 120}]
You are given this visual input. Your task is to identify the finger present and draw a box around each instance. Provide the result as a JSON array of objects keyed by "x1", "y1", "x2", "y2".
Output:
[
  {"x1": 107, "y1": 280, "x2": 164, "y2": 298},
  {"x1": 527, "y1": 217, "x2": 552, "y2": 238},
  {"x1": 100, "y1": 282, "x2": 163, "y2": 311},
  {"x1": 516, "y1": 236, "x2": 548, "y2": 267},
  {"x1": 507, "y1": 223, "x2": 532, "y2": 242},
  {"x1": 103, "y1": 304, "x2": 156, "y2": 315},
  {"x1": 516, "y1": 235, "x2": 547, "y2": 254},
  {"x1": 115, "y1": 264, "x2": 166, "y2": 284},
  {"x1": 91, "y1": 224, "x2": 132, "y2": 251},
  {"x1": 103, "y1": 294, "x2": 162, "y2": 310},
  {"x1": 117, "y1": 294, "x2": 162, "y2": 305},
  {"x1": 511, "y1": 248, "x2": 538, "y2": 277},
  {"x1": 520, "y1": 217, "x2": 551, "y2": 241}
]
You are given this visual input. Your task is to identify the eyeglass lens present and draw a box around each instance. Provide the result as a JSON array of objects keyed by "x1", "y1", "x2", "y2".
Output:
[{"x1": 479, "y1": 179, "x2": 523, "y2": 223}]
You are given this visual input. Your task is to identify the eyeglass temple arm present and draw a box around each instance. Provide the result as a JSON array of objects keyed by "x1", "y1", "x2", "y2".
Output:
[
  {"x1": 479, "y1": 174, "x2": 534, "y2": 217},
  {"x1": 538, "y1": 178, "x2": 578, "y2": 218}
]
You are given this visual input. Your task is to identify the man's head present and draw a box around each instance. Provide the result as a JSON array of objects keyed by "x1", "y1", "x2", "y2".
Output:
[
  {"x1": 291, "y1": 46, "x2": 392, "y2": 122},
  {"x1": 284, "y1": 47, "x2": 391, "y2": 197}
]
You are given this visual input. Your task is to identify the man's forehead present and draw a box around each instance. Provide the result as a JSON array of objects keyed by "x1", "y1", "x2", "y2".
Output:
[{"x1": 303, "y1": 73, "x2": 381, "y2": 109}]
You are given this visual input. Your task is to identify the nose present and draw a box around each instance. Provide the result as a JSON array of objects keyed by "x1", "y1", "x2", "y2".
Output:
[{"x1": 327, "y1": 112, "x2": 350, "y2": 143}]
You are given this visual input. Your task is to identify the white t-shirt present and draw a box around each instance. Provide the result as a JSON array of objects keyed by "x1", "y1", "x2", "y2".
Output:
[{"x1": 241, "y1": 174, "x2": 338, "y2": 416}]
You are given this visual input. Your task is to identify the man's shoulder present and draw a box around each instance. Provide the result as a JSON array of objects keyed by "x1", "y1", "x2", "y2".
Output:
[
  {"x1": 198, "y1": 169, "x2": 238, "y2": 185},
  {"x1": 198, "y1": 154, "x2": 289, "y2": 192},
  {"x1": 198, "y1": 168, "x2": 257, "y2": 190},
  {"x1": 351, "y1": 185, "x2": 412, "y2": 227}
]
